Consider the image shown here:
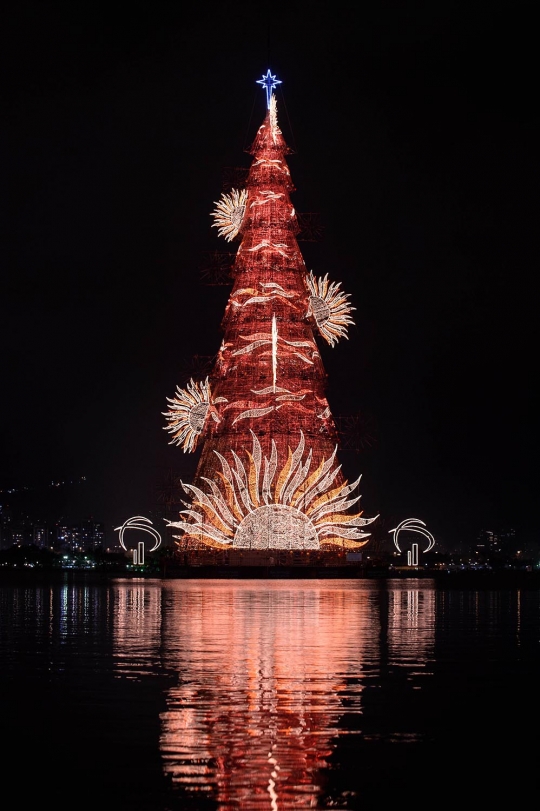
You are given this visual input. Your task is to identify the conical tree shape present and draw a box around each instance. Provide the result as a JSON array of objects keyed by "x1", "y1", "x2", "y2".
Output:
[{"x1": 164, "y1": 74, "x2": 376, "y2": 551}]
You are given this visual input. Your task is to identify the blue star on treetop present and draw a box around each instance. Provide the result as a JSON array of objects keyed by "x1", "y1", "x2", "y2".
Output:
[{"x1": 256, "y1": 69, "x2": 282, "y2": 109}]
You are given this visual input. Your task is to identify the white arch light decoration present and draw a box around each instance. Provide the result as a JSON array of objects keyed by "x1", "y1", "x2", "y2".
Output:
[
  {"x1": 389, "y1": 518, "x2": 435, "y2": 554},
  {"x1": 115, "y1": 516, "x2": 162, "y2": 564}
]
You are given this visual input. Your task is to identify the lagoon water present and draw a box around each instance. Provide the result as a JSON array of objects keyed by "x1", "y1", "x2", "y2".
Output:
[{"x1": 1, "y1": 575, "x2": 538, "y2": 808}]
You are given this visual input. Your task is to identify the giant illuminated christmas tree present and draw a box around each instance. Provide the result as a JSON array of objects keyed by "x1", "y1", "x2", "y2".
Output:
[{"x1": 163, "y1": 70, "x2": 376, "y2": 552}]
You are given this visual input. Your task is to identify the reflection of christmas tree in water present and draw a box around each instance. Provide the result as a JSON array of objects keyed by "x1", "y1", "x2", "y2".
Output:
[
  {"x1": 164, "y1": 71, "x2": 377, "y2": 552},
  {"x1": 105, "y1": 581, "x2": 439, "y2": 807},
  {"x1": 159, "y1": 582, "x2": 374, "y2": 809}
]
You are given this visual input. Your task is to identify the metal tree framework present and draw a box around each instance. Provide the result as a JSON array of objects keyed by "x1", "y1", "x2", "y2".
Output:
[{"x1": 163, "y1": 71, "x2": 377, "y2": 552}]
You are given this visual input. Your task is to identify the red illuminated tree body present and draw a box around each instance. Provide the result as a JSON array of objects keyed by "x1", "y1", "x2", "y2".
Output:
[{"x1": 164, "y1": 75, "x2": 375, "y2": 551}]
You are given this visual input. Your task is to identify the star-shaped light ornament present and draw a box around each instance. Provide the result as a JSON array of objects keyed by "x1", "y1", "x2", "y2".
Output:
[{"x1": 256, "y1": 69, "x2": 282, "y2": 108}]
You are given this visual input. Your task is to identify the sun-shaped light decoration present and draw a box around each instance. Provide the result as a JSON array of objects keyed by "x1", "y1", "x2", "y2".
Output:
[
  {"x1": 306, "y1": 271, "x2": 356, "y2": 347},
  {"x1": 168, "y1": 431, "x2": 376, "y2": 550},
  {"x1": 163, "y1": 377, "x2": 222, "y2": 453},
  {"x1": 211, "y1": 188, "x2": 248, "y2": 242}
]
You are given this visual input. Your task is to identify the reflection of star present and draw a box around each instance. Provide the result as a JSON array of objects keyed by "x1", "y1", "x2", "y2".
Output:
[{"x1": 256, "y1": 69, "x2": 282, "y2": 108}]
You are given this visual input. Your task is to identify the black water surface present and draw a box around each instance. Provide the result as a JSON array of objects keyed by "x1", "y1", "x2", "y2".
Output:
[{"x1": 1, "y1": 575, "x2": 538, "y2": 808}]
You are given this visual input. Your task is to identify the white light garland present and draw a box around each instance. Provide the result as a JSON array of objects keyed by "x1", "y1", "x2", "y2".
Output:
[
  {"x1": 272, "y1": 314, "x2": 278, "y2": 392},
  {"x1": 269, "y1": 94, "x2": 280, "y2": 143},
  {"x1": 247, "y1": 240, "x2": 290, "y2": 257}
]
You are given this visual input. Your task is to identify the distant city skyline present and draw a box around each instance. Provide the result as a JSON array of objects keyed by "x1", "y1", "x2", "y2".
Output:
[{"x1": 1, "y1": 477, "x2": 529, "y2": 559}]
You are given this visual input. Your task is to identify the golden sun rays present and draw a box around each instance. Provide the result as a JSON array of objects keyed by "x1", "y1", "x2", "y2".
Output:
[{"x1": 168, "y1": 431, "x2": 376, "y2": 550}]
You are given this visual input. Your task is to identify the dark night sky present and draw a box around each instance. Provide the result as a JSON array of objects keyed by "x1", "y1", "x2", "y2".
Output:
[{"x1": 1, "y1": 1, "x2": 537, "y2": 549}]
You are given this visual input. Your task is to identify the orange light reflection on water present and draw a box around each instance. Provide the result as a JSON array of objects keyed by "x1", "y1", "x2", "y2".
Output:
[
  {"x1": 110, "y1": 578, "x2": 437, "y2": 809},
  {"x1": 159, "y1": 580, "x2": 377, "y2": 809}
]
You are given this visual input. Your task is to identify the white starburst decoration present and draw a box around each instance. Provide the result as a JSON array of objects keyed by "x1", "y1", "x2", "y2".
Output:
[
  {"x1": 210, "y1": 188, "x2": 248, "y2": 242},
  {"x1": 163, "y1": 377, "x2": 218, "y2": 453},
  {"x1": 168, "y1": 431, "x2": 376, "y2": 549},
  {"x1": 306, "y1": 271, "x2": 356, "y2": 347}
]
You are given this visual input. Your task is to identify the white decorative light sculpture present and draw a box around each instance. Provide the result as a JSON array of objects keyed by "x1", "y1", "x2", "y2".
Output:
[
  {"x1": 306, "y1": 271, "x2": 356, "y2": 346},
  {"x1": 389, "y1": 518, "x2": 435, "y2": 566},
  {"x1": 115, "y1": 516, "x2": 162, "y2": 564},
  {"x1": 210, "y1": 188, "x2": 248, "y2": 242},
  {"x1": 162, "y1": 377, "x2": 224, "y2": 453}
]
